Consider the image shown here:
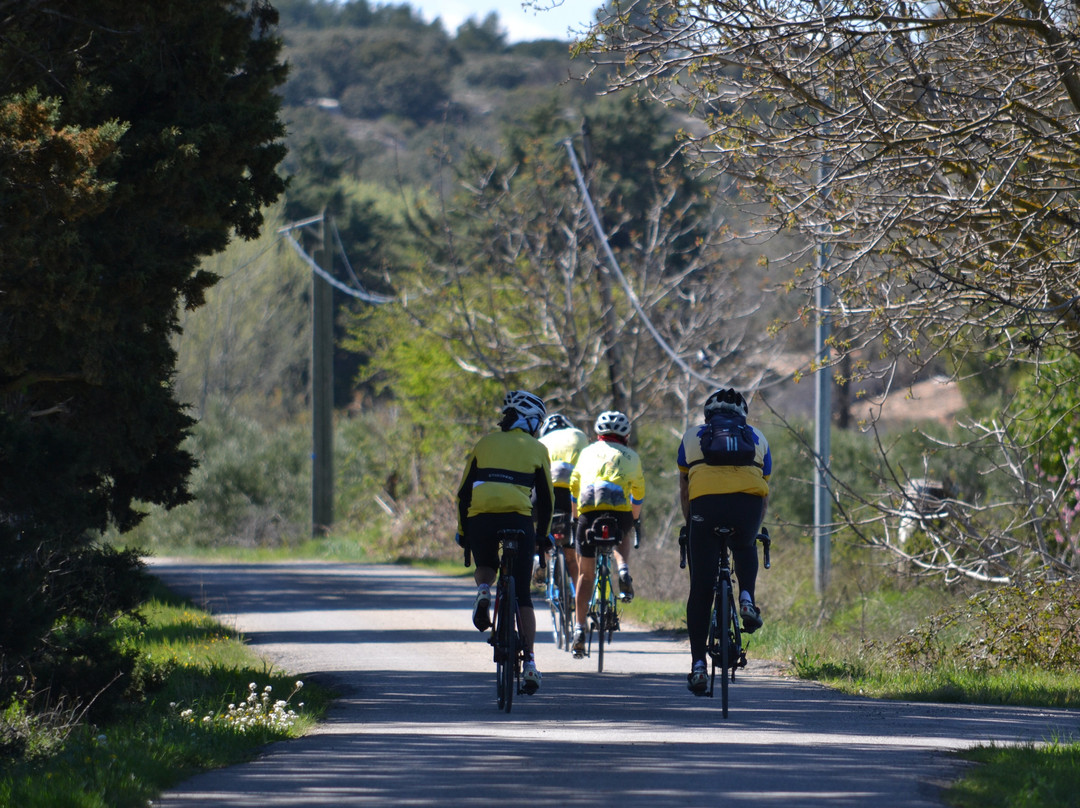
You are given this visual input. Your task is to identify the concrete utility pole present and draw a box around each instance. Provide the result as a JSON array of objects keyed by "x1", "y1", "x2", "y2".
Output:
[
  {"x1": 814, "y1": 155, "x2": 832, "y2": 594},
  {"x1": 311, "y1": 211, "x2": 334, "y2": 536}
]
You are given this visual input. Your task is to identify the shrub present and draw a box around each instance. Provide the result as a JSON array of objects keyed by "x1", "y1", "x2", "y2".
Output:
[{"x1": 891, "y1": 579, "x2": 1080, "y2": 673}]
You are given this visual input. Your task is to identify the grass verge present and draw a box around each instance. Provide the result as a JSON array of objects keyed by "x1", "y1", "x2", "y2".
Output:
[
  {"x1": 946, "y1": 741, "x2": 1080, "y2": 808},
  {"x1": 0, "y1": 580, "x2": 332, "y2": 808}
]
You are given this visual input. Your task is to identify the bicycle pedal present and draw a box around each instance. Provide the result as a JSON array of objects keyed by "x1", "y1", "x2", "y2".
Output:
[{"x1": 522, "y1": 682, "x2": 539, "y2": 695}]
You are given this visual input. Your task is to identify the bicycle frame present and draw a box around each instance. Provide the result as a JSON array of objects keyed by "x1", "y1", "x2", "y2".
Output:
[{"x1": 491, "y1": 529, "x2": 524, "y2": 712}]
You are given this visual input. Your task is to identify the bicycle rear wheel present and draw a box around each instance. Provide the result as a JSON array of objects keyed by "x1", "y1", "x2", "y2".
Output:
[
  {"x1": 547, "y1": 554, "x2": 562, "y2": 649},
  {"x1": 557, "y1": 550, "x2": 574, "y2": 651},
  {"x1": 496, "y1": 577, "x2": 517, "y2": 713},
  {"x1": 718, "y1": 578, "x2": 733, "y2": 717},
  {"x1": 596, "y1": 569, "x2": 608, "y2": 673}
]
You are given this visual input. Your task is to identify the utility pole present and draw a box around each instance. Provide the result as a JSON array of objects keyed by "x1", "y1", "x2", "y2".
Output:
[
  {"x1": 311, "y1": 210, "x2": 334, "y2": 536},
  {"x1": 814, "y1": 156, "x2": 832, "y2": 594}
]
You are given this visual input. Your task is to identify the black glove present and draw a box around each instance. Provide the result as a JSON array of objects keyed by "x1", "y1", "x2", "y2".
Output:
[{"x1": 678, "y1": 525, "x2": 689, "y2": 549}]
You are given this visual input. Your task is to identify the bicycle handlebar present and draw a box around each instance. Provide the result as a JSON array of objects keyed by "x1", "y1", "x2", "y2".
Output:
[{"x1": 757, "y1": 526, "x2": 771, "y2": 569}]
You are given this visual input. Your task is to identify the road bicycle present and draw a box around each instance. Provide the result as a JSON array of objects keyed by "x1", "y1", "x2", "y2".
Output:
[
  {"x1": 680, "y1": 524, "x2": 771, "y2": 717},
  {"x1": 585, "y1": 514, "x2": 623, "y2": 673},
  {"x1": 489, "y1": 528, "x2": 525, "y2": 712},
  {"x1": 546, "y1": 510, "x2": 575, "y2": 651}
]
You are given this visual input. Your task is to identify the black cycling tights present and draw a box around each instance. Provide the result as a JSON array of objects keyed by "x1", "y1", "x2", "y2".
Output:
[{"x1": 685, "y1": 493, "x2": 764, "y2": 662}]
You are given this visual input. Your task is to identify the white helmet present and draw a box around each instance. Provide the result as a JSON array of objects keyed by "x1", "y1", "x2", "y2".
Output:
[
  {"x1": 594, "y1": 410, "x2": 631, "y2": 437},
  {"x1": 502, "y1": 390, "x2": 546, "y2": 421}
]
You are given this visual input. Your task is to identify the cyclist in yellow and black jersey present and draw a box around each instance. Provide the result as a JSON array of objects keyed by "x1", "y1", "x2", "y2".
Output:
[
  {"x1": 538, "y1": 413, "x2": 588, "y2": 581},
  {"x1": 568, "y1": 410, "x2": 645, "y2": 658},
  {"x1": 456, "y1": 390, "x2": 554, "y2": 694}
]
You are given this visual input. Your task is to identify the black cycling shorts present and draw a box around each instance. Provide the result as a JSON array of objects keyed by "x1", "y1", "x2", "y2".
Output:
[
  {"x1": 574, "y1": 510, "x2": 634, "y2": 559},
  {"x1": 466, "y1": 511, "x2": 536, "y2": 608}
]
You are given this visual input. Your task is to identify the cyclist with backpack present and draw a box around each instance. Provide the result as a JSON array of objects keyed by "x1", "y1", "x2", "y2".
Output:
[
  {"x1": 568, "y1": 410, "x2": 646, "y2": 658},
  {"x1": 455, "y1": 390, "x2": 554, "y2": 694},
  {"x1": 677, "y1": 388, "x2": 771, "y2": 695}
]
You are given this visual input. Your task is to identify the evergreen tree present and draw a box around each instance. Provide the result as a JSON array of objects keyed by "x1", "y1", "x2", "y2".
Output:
[{"x1": 0, "y1": 0, "x2": 288, "y2": 699}]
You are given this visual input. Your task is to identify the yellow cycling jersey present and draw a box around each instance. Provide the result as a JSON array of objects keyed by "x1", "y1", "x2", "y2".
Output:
[
  {"x1": 677, "y1": 422, "x2": 771, "y2": 498},
  {"x1": 456, "y1": 428, "x2": 554, "y2": 533},
  {"x1": 570, "y1": 439, "x2": 645, "y2": 514},
  {"x1": 539, "y1": 427, "x2": 588, "y2": 488}
]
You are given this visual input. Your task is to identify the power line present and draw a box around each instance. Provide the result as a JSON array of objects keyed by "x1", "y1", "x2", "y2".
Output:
[
  {"x1": 563, "y1": 139, "x2": 729, "y2": 391},
  {"x1": 279, "y1": 218, "x2": 394, "y2": 304}
]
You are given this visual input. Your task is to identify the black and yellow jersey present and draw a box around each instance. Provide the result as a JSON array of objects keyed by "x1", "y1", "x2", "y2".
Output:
[
  {"x1": 456, "y1": 428, "x2": 554, "y2": 536},
  {"x1": 677, "y1": 421, "x2": 771, "y2": 498}
]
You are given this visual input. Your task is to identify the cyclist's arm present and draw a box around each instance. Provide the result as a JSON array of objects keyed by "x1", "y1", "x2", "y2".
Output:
[
  {"x1": 456, "y1": 456, "x2": 478, "y2": 534},
  {"x1": 534, "y1": 466, "x2": 554, "y2": 538},
  {"x1": 678, "y1": 470, "x2": 690, "y2": 521}
]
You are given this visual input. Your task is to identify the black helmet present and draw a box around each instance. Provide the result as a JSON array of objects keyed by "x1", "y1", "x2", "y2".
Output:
[
  {"x1": 704, "y1": 388, "x2": 748, "y2": 418},
  {"x1": 540, "y1": 413, "x2": 574, "y2": 437}
]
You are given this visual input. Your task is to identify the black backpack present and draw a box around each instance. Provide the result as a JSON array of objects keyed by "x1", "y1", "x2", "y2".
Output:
[{"x1": 698, "y1": 414, "x2": 759, "y2": 467}]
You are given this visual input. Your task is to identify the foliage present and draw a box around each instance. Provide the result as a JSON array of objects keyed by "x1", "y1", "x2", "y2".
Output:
[
  {"x1": 371, "y1": 90, "x2": 775, "y2": 442},
  {"x1": 117, "y1": 398, "x2": 311, "y2": 552},
  {"x1": 587, "y1": 0, "x2": 1080, "y2": 367},
  {"x1": 174, "y1": 206, "x2": 312, "y2": 423},
  {"x1": 0, "y1": 0, "x2": 288, "y2": 699},
  {"x1": 890, "y1": 580, "x2": 1080, "y2": 675},
  {"x1": 283, "y1": 27, "x2": 456, "y2": 123},
  {"x1": 584, "y1": 0, "x2": 1080, "y2": 581}
]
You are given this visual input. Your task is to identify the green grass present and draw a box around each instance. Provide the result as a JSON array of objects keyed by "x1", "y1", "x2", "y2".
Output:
[
  {"x1": 619, "y1": 597, "x2": 687, "y2": 633},
  {"x1": 946, "y1": 741, "x2": 1080, "y2": 808},
  {"x1": 0, "y1": 582, "x2": 333, "y2": 808}
]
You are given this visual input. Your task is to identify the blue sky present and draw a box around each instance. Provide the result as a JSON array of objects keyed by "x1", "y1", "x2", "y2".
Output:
[{"x1": 408, "y1": 0, "x2": 601, "y2": 43}]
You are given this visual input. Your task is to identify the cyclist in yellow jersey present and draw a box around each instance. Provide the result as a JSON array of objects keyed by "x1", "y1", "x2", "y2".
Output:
[
  {"x1": 568, "y1": 410, "x2": 645, "y2": 658},
  {"x1": 455, "y1": 390, "x2": 554, "y2": 694},
  {"x1": 538, "y1": 413, "x2": 588, "y2": 583},
  {"x1": 677, "y1": 388, "x2": 771, "y2": 695}
]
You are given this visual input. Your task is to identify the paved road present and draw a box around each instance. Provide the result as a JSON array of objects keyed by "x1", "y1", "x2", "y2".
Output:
[{"x1": 148, "y1": 560, "x2": 1079, "y2": 807}]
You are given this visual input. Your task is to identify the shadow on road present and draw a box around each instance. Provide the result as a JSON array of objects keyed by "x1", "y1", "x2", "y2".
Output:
[{"x1": 150, "y1": 559, "x2": 1080, "y2": 808}]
